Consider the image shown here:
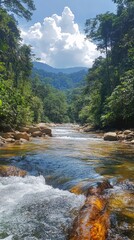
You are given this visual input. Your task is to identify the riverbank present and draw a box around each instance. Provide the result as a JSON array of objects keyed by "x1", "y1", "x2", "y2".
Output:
[
  {"x1": 81, "y1": 125, "x2": 134, "y2": 144},
  {"x1": 0, "y1": 123, "x2": 53, "y2": 147}
]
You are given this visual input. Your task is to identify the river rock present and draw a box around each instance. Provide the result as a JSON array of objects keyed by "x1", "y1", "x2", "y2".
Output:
[
  {"x1": 14, "y1": 131, "x2": 30, "y2": 141},
  {"x1": 6, "y1": 138, "x2": 15, "y2": 143},
  {"x1": 19, "y1": 127, "x2": 29, "y2": 132},
  {"x1": 37, "y1": 123, "x2": 47, "y2": 128},
  {"x1": 0, "y1": 132, "x2": 15, "y2": 139},
  {"x1": 32, "y1": 131, "x2": 43, "y2": 137},
  {"x1": 0, "y1": 138, "x2": 4, "y2": 146},
  {"x1": 0, "y1": 165, "x2": 27, "y2": 177},
  {"x1": 40, "y1": 127, "x2": 52, "y2": 137},
  {"x1": 125, "y1": 133, "x2": 134, "y2": 141},
  {"x1": 28, "y1": 126, "x2": 41, "y2": 134},
  {"x1": 69, "y1": 181, "x2": 112, "y2": 240},
  {"x1": 14, "y1": 138, "x2": 27, "y2": 145},
  {"x1": 123, "y1": 130, "x2": 132, "y2": 135},
  {"x1": 36, "y1": 123, "x2": 52, "y2": 136},
  {"x1": 131, "y1": 140, "x2": 134, "y2": 144},
  {"x1": 104, "y1": 132, "x2": 117, "y2": 141},
  {"x1": 117, "y1": 134, "x2": 125, "y2": 141}
]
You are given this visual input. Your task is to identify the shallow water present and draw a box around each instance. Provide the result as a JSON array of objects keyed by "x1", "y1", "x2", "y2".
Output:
[{"x1": 0, "y1": 125, "x2": 134, "y2": 239}]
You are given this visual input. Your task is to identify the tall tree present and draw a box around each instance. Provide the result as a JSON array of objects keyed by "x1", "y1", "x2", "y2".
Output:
[{"x1": 85, "y1": 13, "x2": 115, "y2": 93}]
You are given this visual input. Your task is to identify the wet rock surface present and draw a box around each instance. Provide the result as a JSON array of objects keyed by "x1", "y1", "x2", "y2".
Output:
[
  {"x1": 69, "y1": 181, "x2": 112, "y2": 240},
  {"x1": 0, "y1": 165, "x2": 27, "y2": 177}
]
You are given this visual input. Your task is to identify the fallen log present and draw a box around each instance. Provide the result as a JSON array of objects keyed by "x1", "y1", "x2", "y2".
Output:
[{"x1": 69, "y1": 181, "x2": 112, "y2": 240}]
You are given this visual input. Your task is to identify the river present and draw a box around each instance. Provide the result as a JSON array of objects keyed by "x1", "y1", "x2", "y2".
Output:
[{"x1": 0, "y1": 125, "x2": 134, "y2": 240}]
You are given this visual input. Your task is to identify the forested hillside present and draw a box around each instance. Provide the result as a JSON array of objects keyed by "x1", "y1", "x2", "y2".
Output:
[
  {"x1": 33, "y1": 62, "x2": 88, "y2": 74},
  {"x1": 70, "y1": 0, "x2": 134, "y2": 129},
  {"x1": 32, "y1": 67, "x2": 87, "y2": 91}
]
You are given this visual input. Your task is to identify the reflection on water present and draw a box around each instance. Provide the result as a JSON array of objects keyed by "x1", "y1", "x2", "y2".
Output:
[{"x1": 0, "y1": 125, "x2": 134, "y2": 239}]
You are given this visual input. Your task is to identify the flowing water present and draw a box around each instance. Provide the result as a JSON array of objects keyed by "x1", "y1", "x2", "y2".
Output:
[{"x1": 0, "y1": 125, "x2": 134, "y2": 240}]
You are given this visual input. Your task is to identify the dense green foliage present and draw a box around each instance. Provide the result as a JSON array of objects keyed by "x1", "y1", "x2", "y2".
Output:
[
  {"x1": 31, "y1": 77, "x2": 69, "y2": 123},
  {"x1": 0, "y1": 7, "x2": 68, "y2": 130},
  {"x1": 70, "y1": 0, "x2": 134, "y2": 128}
]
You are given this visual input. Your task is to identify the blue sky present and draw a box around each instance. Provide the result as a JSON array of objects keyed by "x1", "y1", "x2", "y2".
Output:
[{"x1": 20, "y1": 0, "x2": 116, "y2": 68}]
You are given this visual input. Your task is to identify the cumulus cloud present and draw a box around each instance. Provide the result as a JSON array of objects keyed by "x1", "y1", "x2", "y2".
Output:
[{"x1": 21, "y1": 7, "x2": 99, "y2": 68}]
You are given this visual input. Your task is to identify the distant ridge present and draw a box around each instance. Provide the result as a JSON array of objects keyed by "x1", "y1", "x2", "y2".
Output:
[{"x1": 33, "y1": 62, "x2": 88, "y2": 74}]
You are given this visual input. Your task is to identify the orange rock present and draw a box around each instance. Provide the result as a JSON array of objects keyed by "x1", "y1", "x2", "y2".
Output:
[
  {"x1": 70, "y1": 182, "x2": 86, "y2": 195},
  {"x1": 0, "y1": 165, "x2": 27, "y2": 177},
  {"x1": 69, "y1": 181, "x2": 111, "y2": 240}
]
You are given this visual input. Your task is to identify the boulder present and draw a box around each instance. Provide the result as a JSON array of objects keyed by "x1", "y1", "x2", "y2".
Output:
[
  {"x1": 14, "y1": 131, "x2": 30, "y2": 141},
  {"x1": 37, "y1": 123, "x2": 47, "y2": 128},
  {"x1": 0, "y1": 165, "x2": 27, "y2": 177},
  {"x1": 0, "y1": 139, "x2": 4, "y2": 146},
  {"x1": 32, "y1": 131, "x2": 43, "y2": 137},
  {"x1": 123, "y1": 130, "x2": 132, "y2": 135},
  {"x1": 131, "y1": 140, "x2": 134, "y2": 144},
  {"x1": 36, "y1": 123, "x2": 52, "y2": 136},
  {"x1": 40, "y1": 127, "x2": 52, "y2": 137},
  {"x1": 117, "y1": 134, "x2": 125, "y2": 141},
  {"x1": 5, "y1": 138, "x2": 15, "y2": 143},
  {"x1": 14, "y1": 138, "x2": 27, "y2": 145},
  {"x1": 104, "y1": 132, "x2": 117, "y2": 141},
  {"x1": 0, "y1": 132, "x2": 15, "y2": 139},
  {"x1": 28, "y1": 126, "x2": 41, "y2": 134},
  {"x1": 125, "y1": 133, "x2": 133, "y2": 141},
  {"x1": 19, "y1": 127, "x2": 29, "y2": 132},
  {"x1": 14, "y1": 140, "x2": 23, "y2": 145}
]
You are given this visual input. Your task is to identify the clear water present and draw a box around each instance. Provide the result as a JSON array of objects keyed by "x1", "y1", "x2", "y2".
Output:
[{"x1": 0, "y1": 125, "x2": 134, "y2": 239}]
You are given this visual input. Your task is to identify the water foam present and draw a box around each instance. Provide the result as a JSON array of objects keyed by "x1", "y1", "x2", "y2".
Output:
[{"x1": 0, "y1": 176, "x2": 85, "y2": 240}]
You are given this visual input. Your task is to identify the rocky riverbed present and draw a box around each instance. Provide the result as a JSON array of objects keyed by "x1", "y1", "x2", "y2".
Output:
[
  {"x1": 0, "y1": 123, "x2": 53, "y2": 147},
  {"x1": 81, "y1": 125, "x2": 134, "y2": 144}
]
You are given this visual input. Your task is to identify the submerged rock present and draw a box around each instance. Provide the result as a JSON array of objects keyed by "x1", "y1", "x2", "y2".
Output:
[{"x1": 0, "y1": 165, "x2": 27, "y2": 177}]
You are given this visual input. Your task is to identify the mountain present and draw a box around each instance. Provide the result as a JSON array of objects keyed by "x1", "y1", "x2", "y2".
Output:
[
  {"x1": 32, "y1": 65, "x2": 88, "y2": 91},
  {"x1": 33, "y1": 62, "x2": 88, "y2": 74}
]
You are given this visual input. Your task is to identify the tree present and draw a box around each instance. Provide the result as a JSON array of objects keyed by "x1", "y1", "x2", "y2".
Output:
[
  {"x1": 0, "y1": 0, "x2": 35, "y2": 21},
  {"x1": 85, "y1": 12, "x2": 115, "y2": 55},
  {"x1": 85, "y1": 13, "x2": 115, "y2": 93},
  {"x1": 101, "y1": 70, "x2": 134, "y2": 128}
]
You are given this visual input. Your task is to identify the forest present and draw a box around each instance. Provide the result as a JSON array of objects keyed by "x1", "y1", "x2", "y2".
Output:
[{"x1": 0, "y1": 0, "x2": 134, "y2": 130}]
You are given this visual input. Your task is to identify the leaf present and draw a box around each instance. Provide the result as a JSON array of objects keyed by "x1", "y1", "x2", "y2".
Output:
[{"x1": 0, "y1": 99, "x2": 2, "y2": 107}]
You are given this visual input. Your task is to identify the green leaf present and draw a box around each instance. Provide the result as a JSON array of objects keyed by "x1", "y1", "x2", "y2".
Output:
[{"x1": 0, "y1": 99, "x2": 2, "y2": 107}]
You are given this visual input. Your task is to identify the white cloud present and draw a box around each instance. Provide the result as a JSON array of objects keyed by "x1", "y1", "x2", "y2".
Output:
[{"x1": 21, "y1": 7, "x2": 100, "y2": 68}]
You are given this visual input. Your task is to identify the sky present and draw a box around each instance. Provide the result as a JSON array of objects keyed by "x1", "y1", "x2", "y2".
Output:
[{"x1": 20, "y1": 0, "x2": 116, "y2": 68}]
